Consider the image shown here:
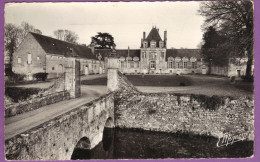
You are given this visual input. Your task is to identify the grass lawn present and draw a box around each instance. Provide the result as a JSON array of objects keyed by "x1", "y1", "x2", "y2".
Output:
[{"x1": 81, "y1": 75, "x2": 193, "y2": 87}]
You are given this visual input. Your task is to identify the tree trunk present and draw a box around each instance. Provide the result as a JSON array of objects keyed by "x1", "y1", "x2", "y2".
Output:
[{"x1": 245, "y1": 43, "x2": 253, "y2": 78}]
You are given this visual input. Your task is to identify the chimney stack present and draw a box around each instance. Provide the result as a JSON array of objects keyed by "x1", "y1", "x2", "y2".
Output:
[
  {"x1": 164, "y1": 30, "x2": 167, "y2": 48},
  {"x1": 143, "y1": 32, "x2": 146, "y2": 39}
]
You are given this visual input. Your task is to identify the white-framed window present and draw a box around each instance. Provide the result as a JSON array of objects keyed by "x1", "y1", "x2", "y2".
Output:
[
  {"x1": 143, "y1": 42, "x2": 147, "y2": 48},
  {"x1": 130, "y1": 61, "x2": 134, "y2": 68},
  {"x1": 151, "y1": 53, "x2": 156, "y2": 59},
  {"x1": 184, "y1": 62, "x2": 187, "y2": 68},
  {"x1": 150, "y1": 61, "x2": 156, "y2": 69},
  {"x1": 168, "y1": 61, "x2": 173, "y2": 69},
  {"x1": 18, "y1": 57, "x2": 21, "y2": 64},
  {"x1": 142, "y1": 52, "x2": 146, "y2": 58},
  {"x1": 192, "y1": 62, "x2": 197, "y2": 69},
  {"x1": 121, "y1": 61, "x2": 124, "y2": 68},
  {"x1": 161, "y1": 52, "x2": 164, "y2": 59},
  {"x1": 159, "y1": 42, "x2": 164, "y2": 48},
  {"x1": 151, "y1": 42, "x2": 156, "y2": 48},
  {"x1": 37, "y1": 56, "x2": 40, "y2": 60},
  {"x1": 177, "y1": 62, "x2": 181, "y2": 69},
  {"x1": 135, "y1": 61, "x2": 139, "y2": 68},
  {"x1": 27, "y1": 54, "x2": 32, "y2": 64}
]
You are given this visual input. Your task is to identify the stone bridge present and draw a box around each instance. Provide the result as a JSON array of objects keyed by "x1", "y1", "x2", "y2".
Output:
[
  {"x1": 5, "y1": 92, "x2": 115, "y2": 160},
  {"x1": 5, "y1": 58, "x2": 121, "y2": 160}
]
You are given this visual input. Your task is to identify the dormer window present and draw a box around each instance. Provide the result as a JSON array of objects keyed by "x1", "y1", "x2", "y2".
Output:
[
  {"x1": 151, "y1": 42, "x2": 156, "y2": 48},
  {"x1": 143, "y1": 42, "x2": 147, "y2": 48},
  {"x1": 159, "y1": 42, "x2": 164, "y2": 48}
]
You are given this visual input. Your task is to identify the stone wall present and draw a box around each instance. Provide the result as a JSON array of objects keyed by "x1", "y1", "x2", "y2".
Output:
[
  {"x1": 113, "y1": 71, "x2": 254, "y2": 141},
  {"x1": 5, "y1": 91, "x2": 70, "y2": 118},
  {"x1": 5, "y1": 92, "x2": 115, "y2": 160},
  {"x1": 12, "y1": 33, "x2": 46, "y2": 76}
]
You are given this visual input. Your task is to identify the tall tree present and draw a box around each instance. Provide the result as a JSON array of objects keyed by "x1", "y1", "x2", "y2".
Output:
[
  {"x1": 198, "y1": 1, "x2": 254, "y2": 77},
  {"x1": 53, "y1": 29, "x2": 78, "y2": 44},
  {"x1": 201, "y1": 26, "x2": 228, "y2": 74},
  {"x1": 90, "y1": 32, "x2": 116, "y2": 49}
]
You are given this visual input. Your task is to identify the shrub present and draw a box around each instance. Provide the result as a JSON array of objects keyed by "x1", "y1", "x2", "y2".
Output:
[
  {"x1": 33, "y1": 73, "x2": 48, "y2": 81},
  {"x1": 241, "y1": 75, "x2": 254, "y2": 83},
  {"x1": 230, "y1": 76, "x2": 236, "y2": 82},
  {"x1": 8, "y1": 73, "x2": 25, "y2": 82},
  {"x1": 5, "y1": 87, "x2": 42, "y2": 102}
]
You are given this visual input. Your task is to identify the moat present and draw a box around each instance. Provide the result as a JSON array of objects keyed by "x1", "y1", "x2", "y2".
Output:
[{"x1": 71, "y1": 128, "x2": 254, "y2": 159}]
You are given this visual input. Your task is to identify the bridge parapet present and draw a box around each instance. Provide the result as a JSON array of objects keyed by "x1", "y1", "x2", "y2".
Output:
[{"x1": 5, "y1": 92, "x2": 115, "y2": 160}]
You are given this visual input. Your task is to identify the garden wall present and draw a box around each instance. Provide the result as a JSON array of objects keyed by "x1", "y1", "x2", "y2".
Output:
[
  {"x1": 113, "y1": 70, "x2": 254, "y2": 141},
  {"x1": 5, "y1": 91, "x2": 70, "y2": 118}
]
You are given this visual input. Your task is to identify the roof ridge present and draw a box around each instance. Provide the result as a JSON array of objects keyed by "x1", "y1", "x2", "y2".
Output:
[{"x1": 30, "y1": 32, "x2": 84, "y2": 47}]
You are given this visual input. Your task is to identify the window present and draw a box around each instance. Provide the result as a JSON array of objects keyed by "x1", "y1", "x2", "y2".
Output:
[
  {"x1": 143, "y1": 42, "x2": 147, "y2": 48},
  {"x1": 168, "y1": 61, "x2": 173, "y2": 69},
  {"x1": 130, "y1": 62, "x2": 134, "y2": 68},
  {"x1": 37, "y1": 56, "x2": 40, "y2": 60},
  {"x1": 151, "y1": 53, "x2": 156, "y2": 59},
  {"x1": 18, "y1": 57, "x2": 21, "y2": 64},
  {"x1": 121, "y1": 61, "x2": 124, "y2": 68},
  {"x1": 177, "y1": 63, "x2": 180, "y2": 68},
  {"x1": 150, "y1": 61, "x2": 156, "y2": 69},
  {"x1": 184, "y1": 62, "x2": 187, "y2": 68},
  {"x1": 161, "y1": 52, "x2": 164, "y2": 59},
  {"x1": 192, "y1": 62, "x2": 197, "y2": 69},
  {"x1": 159, "y1": 42, "x2": 164, "y2": 48},
  {"x1": 142, "y1": 52, "x2": 146, "y2": 59},
  {"x1": 151, "y1": 43, "x2": 156, "y2": 48},
  {"x1": 52, "y1": 67, "x2": 55, "y2": 70},
  {"x1": 135, "y1": 61, "x2": 139, "y2": 68},
  {"x1": 27, "y1": 54, "x2": 32, "y2": 64}
]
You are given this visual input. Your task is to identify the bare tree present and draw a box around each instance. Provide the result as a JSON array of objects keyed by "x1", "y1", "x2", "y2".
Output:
[
  {"x1": 4, "y1": 22, "x2": 42, "y2": 70},
  {"x1": 198, "y1": 1, "x2": 254, "y2": 78},
  {"x1": 53, "y1": 29, "x2": 78, "y2": 44},
  {"x1": 4, "y1": 23, "x2": 22, "y2": 66},
  {"x1": 19, "y1": 22, "x2": 42, "y2": 43}
]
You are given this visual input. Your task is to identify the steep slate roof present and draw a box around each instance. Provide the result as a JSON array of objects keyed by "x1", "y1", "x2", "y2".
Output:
[
  {"x1": 145, "y1": 28, "x2": 162, "y2": 42},
  {"x1": 116, "y1": 49, "x2": 140, "y2": 58},
  {"x1": 30, "y1": 32, "x2": 98, "y2": 60},
  {"x1": 94, "y1": 49, "x2": 140, "y2": 58},
  {"x1": 166, "y1": 49, "x2": 201, "y2": 59},
  {"x1": 142, "y1": 27, "x2": 164, "y2": 48}
]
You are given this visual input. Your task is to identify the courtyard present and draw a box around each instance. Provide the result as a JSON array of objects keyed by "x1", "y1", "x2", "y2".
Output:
[{"x1": 82, "y1": 74, "x2": 253, "y2": 98}]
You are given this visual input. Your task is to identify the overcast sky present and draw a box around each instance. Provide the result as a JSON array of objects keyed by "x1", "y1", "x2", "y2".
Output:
[{"x1": 5, "y1": 2, "x2": 204, "y2": 49}]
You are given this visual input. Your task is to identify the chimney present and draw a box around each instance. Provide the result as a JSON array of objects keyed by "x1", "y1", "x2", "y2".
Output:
[
  {"x1": 164, "y1": 30, "x2": 167, "y2": 48},
  {"x1": 143, "y1": 32, "x2": 146, "y2": 39}
]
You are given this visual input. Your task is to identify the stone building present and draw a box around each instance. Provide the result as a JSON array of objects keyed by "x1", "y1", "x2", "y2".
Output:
[
  {"x1": 12, "y1": 32, "x2": 104, "y2": 80},
  {"x1": 210, "y1": 57, "x2": 251, "y2": 77},
  {"x1": 95, "y1": 27, "x2": 207, "y2": 75}
]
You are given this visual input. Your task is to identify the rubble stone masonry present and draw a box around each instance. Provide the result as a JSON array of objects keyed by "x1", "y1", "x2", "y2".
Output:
[{"x1": 113, "y1": 71, "x2": 254, "y2": 141}]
